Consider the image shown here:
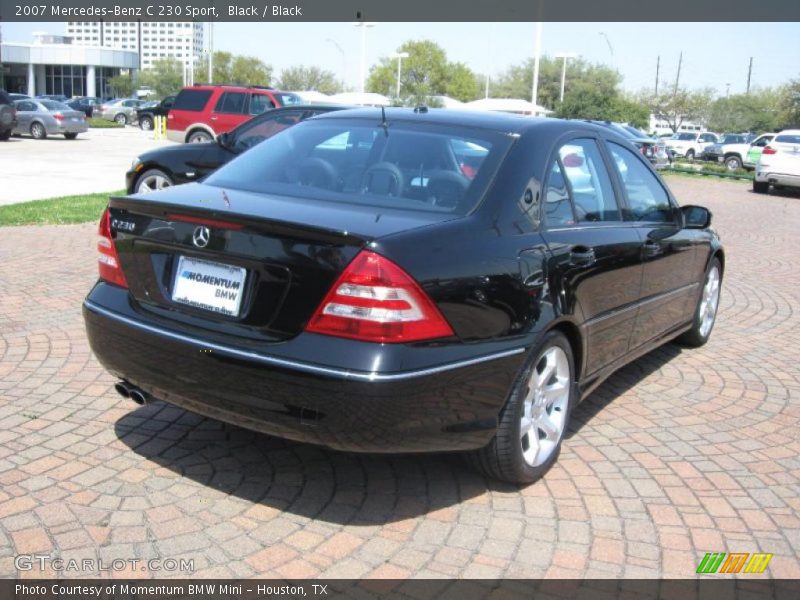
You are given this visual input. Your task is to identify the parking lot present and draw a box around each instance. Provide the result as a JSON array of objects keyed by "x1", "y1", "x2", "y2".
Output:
[
  {"x1": 0, "y1": 127, "x2": 171, "y2": 206},
  {"x1": 0, "y1": 176, "x2": 798, "y2": 579}
]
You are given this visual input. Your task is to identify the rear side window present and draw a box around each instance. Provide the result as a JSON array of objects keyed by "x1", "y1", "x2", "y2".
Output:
[
  {"x1": 274, "y1": 93, "x2": 302, "y2": 106},
  {"x1": 775, "y1": 134, "x2": 800, "y2": 144},
  {"x1": 0, "y1": 90, "x2": 11, "y2": 105},
  {"x1": 249, "y1": 94, "x2": 275, "y2": 115},
  {"x1": 558, "y1": 140, "x2": 619, "y2": 223},
  {"x1": 214, "y1": 92, "x2": 248, "y2": 114},
  {"x1": 608, "y1": 142, "x2": 673, "y2": 223},
  {"x1": 172, "y1": 89, "x2": 212, "y2": 111}
]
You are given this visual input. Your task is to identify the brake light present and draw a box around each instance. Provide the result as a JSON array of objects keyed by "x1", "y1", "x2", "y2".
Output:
[
  {"x1": 97, "y1": 208, "x2": 128, "y2": 288},
  {"x1": 53, "y1": 113, "x2": 63, "y2": 121},
  {"x1": 306, "y1": 250, "x2": 454, "y2": 343},
  {"x1": 762, "y1": 146, "x2": 777, "y2": 155}
]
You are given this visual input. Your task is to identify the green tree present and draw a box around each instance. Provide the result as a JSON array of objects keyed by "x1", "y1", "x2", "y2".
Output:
[
  {"x1": 706, "y1": 89, "x2": 783, "y2": 133},
  {"x1": 778, "y1": 79, "x2": 800, "y2": 128},
  {"x1": 277, "y1": 66, "x2": 341, "y2": 93},
  {"x1": 367, "y1": 40, "x2": 480, "y2": 104},
  {"x1": 108, "y1": 73, "x2": 135, "y2": 98},
  {"x1": 493, "y1": 57, "x2": 621, "y2": 110},
  {"x1": 646, "y1": 87, "x2": 713, "y2": 132},
  {"x1": 137, "y1": 58, "x2": 183, "y2": 98},
  {"x1": 196, "y1": 51, "x2": 272, "y2": 86}
]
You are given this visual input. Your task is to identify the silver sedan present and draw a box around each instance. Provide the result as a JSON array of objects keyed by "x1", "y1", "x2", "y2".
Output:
[
  {"x1": 13, "y1": 99, "x2": 88, "y2": 139},
  {"x1": 95, "y1": 98, "x2": 144, "y2": 125}
]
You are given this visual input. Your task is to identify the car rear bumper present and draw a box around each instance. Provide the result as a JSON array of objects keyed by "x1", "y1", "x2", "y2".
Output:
[
  {"x1": 755, "y1": 170, "x2": 800, "y2": 188},
  {"x1": 83, "y1": 283, "x2": 526, "y2": 453},
  {"x1": 55, "y1": 122, "x2": 88, "y2": 134}
]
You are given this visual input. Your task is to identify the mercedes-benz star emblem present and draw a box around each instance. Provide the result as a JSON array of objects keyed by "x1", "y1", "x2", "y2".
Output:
[{"x1": 192, "y1": 226, "x2": 210, "y2": 248}]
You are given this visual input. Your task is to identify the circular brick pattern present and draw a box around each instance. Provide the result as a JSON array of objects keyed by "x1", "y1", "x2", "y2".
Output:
[{"x1": 0, "y1": 177, "x2": 798, "y2": 579}]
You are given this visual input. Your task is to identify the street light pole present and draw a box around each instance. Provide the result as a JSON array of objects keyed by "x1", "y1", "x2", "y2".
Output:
[
  {"x1": 555, "y1": 53, "x2": 577, "y2": 102},
  {"x1": 354, "y1": 22, "x2": 376, "y2": 94},
  {"x1": 325, "y1": 38, "x2": 346, "y2": 89},
  {"x1": 390, "y1": 52, "x2": 409, "y2": 100},
  {"x1": 531, "y1": 22, "x2": 542, "y2": 108}
]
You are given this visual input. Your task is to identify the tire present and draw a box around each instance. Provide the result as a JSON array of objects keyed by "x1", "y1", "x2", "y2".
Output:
[
  {"x1": 678, "y1": 257, "x2": 722, "y2": 348},
  {"x1": 187, "y1": 130, "x2": 213, "y2": 143},
  {"x1": 724, "y1": 155, "x2": 742, "y2": 171},
  {"x1": 752, "y1": 180, "x2": 769, "y2": 194},
  {"x1": 64, "y1": 133, "x2": 78, "y2": 140},
  {"x1": 468, "y1": 330, "x2": 575, "y2": 484},
  {"x1": 0, "y1": 128, "x2": 10, "y2": 141},
  {"x1": 30, "y1": 122, "x2": 47, "y2": 140},
  {"x1": 135, "y1": 168, "x2": 174, "y2": 193},
  {"x1": 114, "y1": 113, "x2": 128, "y2": 126},
  {"x1": 139, "y1": 116, "x2": 154, "y2": 131},
  {"x1": 686, "y1": 149, "x2": 695, "y2": 160}
]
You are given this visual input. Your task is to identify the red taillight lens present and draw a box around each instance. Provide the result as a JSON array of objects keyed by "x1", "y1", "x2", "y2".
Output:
[
  {"x1": 305, "y1": 250, "x2": 454, "y2": 343},
  {"x1": 97, "y1": 208, "x2": 128, "y2": 288},
  {"x1": 762, "y1": 146, "x2": 777, "y2": 155},
  {"x1": 53, "y1": 113, "x2": 64, "y2": 121}
]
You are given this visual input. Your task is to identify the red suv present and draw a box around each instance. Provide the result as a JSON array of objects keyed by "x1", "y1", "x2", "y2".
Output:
[{"x1": 167, "y1": 84, "x2": 302, "y2": 143}]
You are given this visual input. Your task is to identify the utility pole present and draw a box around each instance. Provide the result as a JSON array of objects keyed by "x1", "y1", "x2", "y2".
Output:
[
  {"x1": 673, "y1": 51, "x2": 682, "y2": 95},
  {"x1": 746, "y1": 57, "x2": 753, "y2": 94},
  {"x1": 655, "y1": 55, "x2": 660, "y2": 96}
]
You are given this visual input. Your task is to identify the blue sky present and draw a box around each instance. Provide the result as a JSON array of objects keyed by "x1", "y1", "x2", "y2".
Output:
[{"x1": 4, "y1": 21, "x2": 799, "y2": 97}]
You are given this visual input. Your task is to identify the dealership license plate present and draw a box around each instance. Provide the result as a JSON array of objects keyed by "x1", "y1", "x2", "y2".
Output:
[{"x1": 172, "y1": 256, "x2": 247, "y2": 317}]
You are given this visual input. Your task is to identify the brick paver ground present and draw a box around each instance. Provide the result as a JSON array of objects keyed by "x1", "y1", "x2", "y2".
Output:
[{"x1": 0, "y1": 176, "x2": 798, "y2": 579}]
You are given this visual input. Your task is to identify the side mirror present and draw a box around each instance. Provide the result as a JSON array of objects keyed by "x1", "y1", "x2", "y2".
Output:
[
  {"x1": 681, "y1": 205, "x2": 711, "y2": 229},
  {"x1": 217, "y1": 132, "x2": 231, "y2": 147}
]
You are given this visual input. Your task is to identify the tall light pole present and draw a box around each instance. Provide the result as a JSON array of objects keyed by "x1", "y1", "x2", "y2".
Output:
[
  {"x1": 555, "y1": 53, "x2": 577, "y2": 102},
  {"x1": 325, "y1": 38, "x2": 346, "y2": 89},
  {"x1": 354, "y1": 22, "x2": 376, "y2": 94},
  {"x1": 390, "y1": 52, "x2": 409, "y2": 100},
  {"x1": 531, "y1": 22, "x2": 542, "y2": 108},
  {"x1": 207, "y1": 22, "x2": 213, "y2": 84},
  {"x1": 177, "y1": 31, "x2": 193, "y2": 86}
]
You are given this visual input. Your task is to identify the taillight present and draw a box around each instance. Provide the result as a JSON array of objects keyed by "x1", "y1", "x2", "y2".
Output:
[
  {"x1": 97, "y1": 208, "x2": 128, "y2": 288},
  {"x1": 305, "y1": 250, "x2": 454, "y2": 343},
  {"x1": 762, "y1": 146, "x2": 777, "y2": 155},
  {"x1": 53, "y1": 113, "x2": 63, "y2": 121}
]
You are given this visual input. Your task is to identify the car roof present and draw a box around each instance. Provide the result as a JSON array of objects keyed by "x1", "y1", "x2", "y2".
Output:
[
  {"x1": 776, "y1": 129, "x2": 800, "y2": 135},
  {"x1": 310, "y1": 107, "x2": 618, "y2": 137}
]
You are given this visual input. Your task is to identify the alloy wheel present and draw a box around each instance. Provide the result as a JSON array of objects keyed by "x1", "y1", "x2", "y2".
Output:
[
  {"x1": 519, "y1": 346, "x2": 571, "y2": 467},
  {"x1": 137, "y1": 173, "x2": 172, "y2": 193},
  {"x1": 698, "y1": 266, "x2": 721, "y2": 338}
]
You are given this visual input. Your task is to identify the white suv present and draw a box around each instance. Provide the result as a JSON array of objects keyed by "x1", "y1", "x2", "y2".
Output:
[
  {"x1": 665, "y1": 131, "x2": 719, "y2": 159},
  {"x1": 753, "y1": 130, "x2": 800, "y2": 194}
]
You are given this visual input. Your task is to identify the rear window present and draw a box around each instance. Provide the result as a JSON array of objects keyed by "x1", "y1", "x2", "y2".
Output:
[
  {"x1": 205, "y1": 117, "x2": 514, "y2": 215},
  {"x1": 41, "y1": 100, "x2": 71, "y2": 111},
  {"x1": 775, "y1": 134, "x2": 800, "y2": 144},
  {"x1": 173, "y1": 89, "x2": 213, "y2": 111},
  {"x1": 676, "y1": 133, "x2": 696, "y2": 141}
]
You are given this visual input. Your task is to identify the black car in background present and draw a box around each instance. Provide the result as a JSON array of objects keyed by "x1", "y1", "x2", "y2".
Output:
[
  {"x1": 67, "y1": 96, "x2": 102, "y2": 118},
  {"x1": 136, "y1": 95, "x2": 176, "y2": 131},
  {"x1": 86, "y1": 109, "x2": 723, "y2": 484},
  {"x1": 0, "y1": 90, "x2": 17, "y2": 140},
  {"x1": 126, "y1": 104, "x2": 347, "y2": 194}
]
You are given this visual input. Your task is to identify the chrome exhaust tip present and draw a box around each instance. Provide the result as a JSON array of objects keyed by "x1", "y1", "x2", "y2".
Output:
[{"x1": 129, "y1": 389, "x2": 147, "y2": 405}]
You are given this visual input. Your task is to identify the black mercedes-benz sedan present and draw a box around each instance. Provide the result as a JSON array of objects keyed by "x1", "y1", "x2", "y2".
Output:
[
  {"x1": 84, "y1": 108, "x2": 723, "y2": 484},
  {"x1": 126, "y1": 104, "x2": 348, "y2": 194}
]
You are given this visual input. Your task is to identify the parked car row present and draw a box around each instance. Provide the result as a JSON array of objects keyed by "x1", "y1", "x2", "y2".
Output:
[{"x1": 0, "y1": 91, "x2": 88, "y2": 140}]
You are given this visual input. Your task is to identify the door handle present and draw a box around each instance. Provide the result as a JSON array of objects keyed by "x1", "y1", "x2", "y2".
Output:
[
  {"x1": 642, "y1": 240, "x2": 661, "y2": 258},
  {"x1": 569, "y1": 246, "x2": 596, "y2": 267},
  {"x1": 210, "y1": 115, "x2": 218, "y2": 120}
]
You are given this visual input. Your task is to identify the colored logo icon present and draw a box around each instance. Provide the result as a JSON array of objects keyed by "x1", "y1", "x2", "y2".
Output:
[{"x1": 696, "y1": 552, "x2": 773, "y2": 574}]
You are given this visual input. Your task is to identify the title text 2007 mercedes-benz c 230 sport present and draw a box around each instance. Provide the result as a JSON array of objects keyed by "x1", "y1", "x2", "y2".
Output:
[{"x1": 83, "y1": 108, "x2": 723, "y2": 484}]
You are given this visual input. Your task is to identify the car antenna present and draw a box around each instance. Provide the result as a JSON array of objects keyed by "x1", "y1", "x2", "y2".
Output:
[{"x1": 380, "y1": 105, "x2": 389, "y2": 137}]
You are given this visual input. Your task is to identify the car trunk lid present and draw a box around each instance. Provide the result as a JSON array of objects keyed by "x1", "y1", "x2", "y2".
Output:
[{"x1": 107, "y1": 183, "x2": 457, "y2": 342}]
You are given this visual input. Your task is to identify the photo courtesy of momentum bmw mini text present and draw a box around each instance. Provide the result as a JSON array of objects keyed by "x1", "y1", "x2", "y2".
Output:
[{"x1": 0, "y1": 0, "x2": 799, "y2": 598}]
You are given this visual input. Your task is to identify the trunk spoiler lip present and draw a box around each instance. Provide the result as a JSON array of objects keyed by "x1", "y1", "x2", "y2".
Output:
[{"x1": 107, "y1": 194, "x2": 374, "y2": 247}]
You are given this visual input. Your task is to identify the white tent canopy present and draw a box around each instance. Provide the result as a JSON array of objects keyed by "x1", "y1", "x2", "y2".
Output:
[
  {"x1": 289, "y1": 90, "x2": 334, "y2": 103},
  {"x1": 327, "y1": 92, "x2": 392, "y2": 106},
  {"x1": 465, "y1": 98, "x2": 552, "y2": 117}
]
